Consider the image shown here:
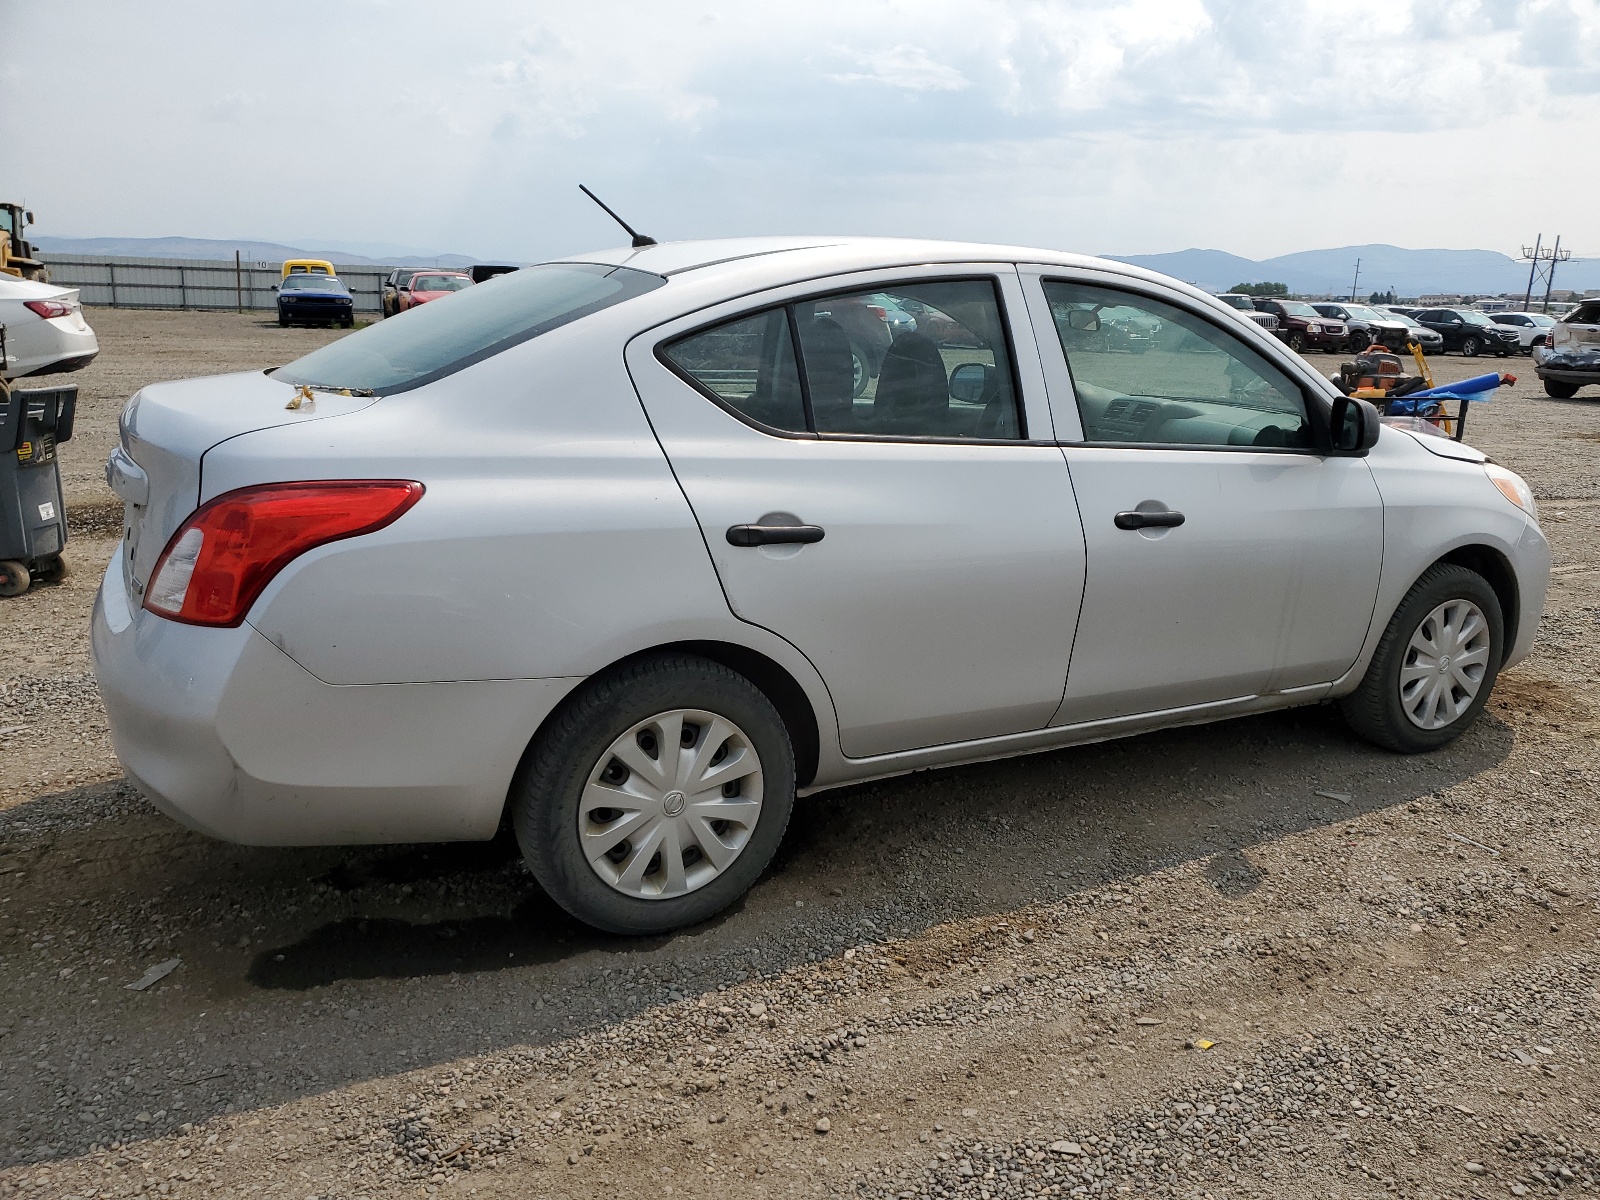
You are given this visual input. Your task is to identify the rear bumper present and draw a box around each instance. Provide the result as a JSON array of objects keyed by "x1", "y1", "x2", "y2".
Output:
[
  {"x1": 3, "y1": 321, "x2": 99, "y2": 380},
  {"x1": 1532, "y1": 348, "x2": 1600, "y2": 384},
  {"x1": 91, "y1": 545, "x2": 580, "y2": 846}
]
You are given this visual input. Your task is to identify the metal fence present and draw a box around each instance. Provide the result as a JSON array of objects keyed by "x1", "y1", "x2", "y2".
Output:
[{"x1": 37, "y1": 253, "x2": 395, "y2": 315}]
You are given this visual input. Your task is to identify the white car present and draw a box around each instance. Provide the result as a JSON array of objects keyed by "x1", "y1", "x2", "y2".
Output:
[
  {"x1": 1486, "y1": 311, "x2": 1558, "y2": 354},
  {"x1": 91, "y1": 237, "x2": 1550, "y2": 934},
  {"x1": 0, "y1": 275, "x2": 99, "y2": 379}
]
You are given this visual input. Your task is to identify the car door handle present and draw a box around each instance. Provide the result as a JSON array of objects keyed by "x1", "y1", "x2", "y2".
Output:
[
  {"x1": 726, "y1": 523, "x2": 826, "y2": 547},
  {"x1": 1114, "y1": 509, "x2": 1185, "y2": 530}
]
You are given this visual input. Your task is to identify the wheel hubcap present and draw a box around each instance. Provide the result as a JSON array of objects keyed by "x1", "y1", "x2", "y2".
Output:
[
  {"x1": 579, "y1": 709, "x2": 764, "y2": 900},
  {"x1": 1399, "y1": 599, "x2": 1491, "y2": 730}
]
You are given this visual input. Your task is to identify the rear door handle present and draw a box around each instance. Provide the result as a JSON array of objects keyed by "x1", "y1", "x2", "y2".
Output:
[
  {"x1": 1114, "y1": 509, "x2": 1185, "y2": 530},
  {"x1": 726, "y1": 524, "x2": 826, "y2": 547}
]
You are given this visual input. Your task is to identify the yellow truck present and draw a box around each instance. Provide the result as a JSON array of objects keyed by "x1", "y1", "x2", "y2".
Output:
[
  {"x1": 281, "y1": 259, "x2": 336, "y2": 279},
  {"x1": 0, "y1": 202, "x2": 48, "y2": 282}
]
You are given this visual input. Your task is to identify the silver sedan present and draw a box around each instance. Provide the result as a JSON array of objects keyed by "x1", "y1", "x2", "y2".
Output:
[{"x1": 92, "y1": 237, "x2": 1549, "y2": 934}]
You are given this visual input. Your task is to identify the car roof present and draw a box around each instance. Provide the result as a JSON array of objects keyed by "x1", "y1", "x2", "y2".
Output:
[{"x1": 549, "y1": 235, "x2": 1221, "y2": 303}]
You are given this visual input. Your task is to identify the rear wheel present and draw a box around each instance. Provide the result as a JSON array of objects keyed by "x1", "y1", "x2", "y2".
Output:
[
  {"x1": 1340, "y1": 564, "x2": 1503, "y2": 753},
  {"x1": 513, "y1": 654, "x2": 795, "y2": 934},
  {"x1": 1544, "y1": 379, "x2": 1580, "y2": 399},
  {"x1": 0, "y1": 561, "x2": 30, "y2": 597},
  {"x1": 35, "y1": 555, "x2": 68, "y2": 584},
  {"x1": 1461, "y1": 336, "x2": 1481, "y2": 357}
]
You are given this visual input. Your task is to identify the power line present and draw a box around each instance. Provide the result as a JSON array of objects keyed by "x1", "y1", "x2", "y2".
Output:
[{"x1": 1521, "y1": 235, "x2": 1571, "y2": 312}]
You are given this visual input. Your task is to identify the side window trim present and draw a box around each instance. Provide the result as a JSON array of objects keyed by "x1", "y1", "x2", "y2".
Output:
[
  {"x1": 1025, "y1": 269, "x2": 1330, "y2": 453},
  {"x1": 655, "y1": 271, "x2": 1039, "y2": 445}
]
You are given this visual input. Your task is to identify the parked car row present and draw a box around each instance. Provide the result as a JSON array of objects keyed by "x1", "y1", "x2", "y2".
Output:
[
  {"x1": 380, "y1": 269, "x2": 476, "y2": 318},
  {"x1": 276, "y1": 262, "x2": 523, "y2": 328},
  {"x1": 1225, "y1": 294, "x2": 1559, "y2": 361}
]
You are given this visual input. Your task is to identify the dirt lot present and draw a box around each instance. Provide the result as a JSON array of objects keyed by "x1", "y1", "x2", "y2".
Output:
[{"x1": 2, "y1": 308, "x2": 1598, "y2": 1200}]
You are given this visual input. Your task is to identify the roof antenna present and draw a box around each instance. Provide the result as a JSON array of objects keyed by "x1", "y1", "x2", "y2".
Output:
[{"x1": 579, "y1": 184, "x2": 656, "y2": 248}]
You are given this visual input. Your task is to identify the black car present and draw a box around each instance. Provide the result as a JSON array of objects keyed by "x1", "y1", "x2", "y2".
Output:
[
  {"x1": 275, "y1": 274, "x2": 354, "y2": 328},
  {"x1": 1412, "y1": 308, "x2": 1519, "y2": 357},
  {"x1": 380, "y1": 268, "x2": 424, "y2": 319},
  {"x1": 1311, "y1": 302, "x2": 1414, "y2": 352}
]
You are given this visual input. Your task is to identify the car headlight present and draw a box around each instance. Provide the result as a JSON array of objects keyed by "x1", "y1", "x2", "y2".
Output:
[{"x1": 1485, "y1": 463, "x2": 1537, "y2": 520}]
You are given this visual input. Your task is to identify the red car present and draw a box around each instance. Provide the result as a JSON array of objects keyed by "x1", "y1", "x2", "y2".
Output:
[{"x1": 394, "y1": 270, "x2": 473, "y2": 313}]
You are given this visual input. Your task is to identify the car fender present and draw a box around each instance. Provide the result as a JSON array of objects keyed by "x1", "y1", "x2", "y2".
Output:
[{"x1": 1326, "y1": 427, "x2": 1545, "y2": 695}]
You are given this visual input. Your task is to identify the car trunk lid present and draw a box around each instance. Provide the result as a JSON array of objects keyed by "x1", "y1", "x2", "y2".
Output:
[{"x1": 109, "y1": 370, "x2": 378, "y2": 600}]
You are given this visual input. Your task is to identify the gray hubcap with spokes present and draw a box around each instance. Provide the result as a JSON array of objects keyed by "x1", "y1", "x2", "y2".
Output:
[
  {"x1": 1399, "y1": 599, "x2": 1491, "y2": 730},
  {"x1": 579, "y1": 708, "x2": 764, "y2": 899}
]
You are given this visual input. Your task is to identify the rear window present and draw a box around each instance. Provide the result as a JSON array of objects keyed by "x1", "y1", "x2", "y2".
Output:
[
  {"x1": 273, "y1": 262, "x2": 665, "y2": 394},
  {"x1": 1568, "y1": 304, "x2": 1600, "y2": 326}
]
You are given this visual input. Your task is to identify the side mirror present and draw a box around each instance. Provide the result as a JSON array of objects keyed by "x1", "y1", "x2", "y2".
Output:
[
  {"x1": 1066, "y1": 309, "x2": 1100, "y2": 332},
  {"x1": 24, "y1": 211, "x2": 34, "y2": 225},
  {"x1": 948, "y1": 361, "x2": 993, "y2": 403},
  {"x1": 1329, "y1": 396, "x2": 1381, "y2": 454}
]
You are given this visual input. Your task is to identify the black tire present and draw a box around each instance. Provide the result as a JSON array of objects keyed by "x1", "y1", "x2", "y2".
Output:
[
  {"x1": 1339, "y1": 563, "x2": 1504, "y2": 754},
  {"x1": 0, "y1": 560, "x2": 30, "y2": 598},
  {"x1": 512, "y1": 653, "x2": 795, "y2": 935},
  {"x1": 1544, "y1": 379, "x2": 1580, "y2": 399},
  {"x1": 1461, "y1": 336, "x2": 1480, "y2": 357},
  {"x1": 278, "y1": 312, "x2": 289, "y2": 328},
  {"x1": 35, "y1": 555, "x2": 68, "y2": 584},
  {"x1": 1287, "y1": 332, "x2": 1306, "y2": 353}
]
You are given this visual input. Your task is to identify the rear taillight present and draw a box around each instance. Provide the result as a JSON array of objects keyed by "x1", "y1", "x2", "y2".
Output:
[
  {"x1": 24, "y1": 299, "x2": 74, "y2": 319},
  {"x1": 143, "y1": 480, "x2": 423, "y2": 626}
]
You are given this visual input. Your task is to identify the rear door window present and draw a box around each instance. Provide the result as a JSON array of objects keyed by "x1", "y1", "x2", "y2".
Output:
[{"x1": 661, "y1": 278, "x2": 1024, "y2": 440}]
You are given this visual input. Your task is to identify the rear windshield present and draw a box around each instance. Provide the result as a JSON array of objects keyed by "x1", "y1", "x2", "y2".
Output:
[
  {"x1": 1568, "y1": 305, "x2": 1600, "y2": 326},
  {"x1": 281, "y1": 275, "x2": 345, "y2": 292},
  {"x1": 273, "y1": 262, "x2": 666, "y2": 394}
]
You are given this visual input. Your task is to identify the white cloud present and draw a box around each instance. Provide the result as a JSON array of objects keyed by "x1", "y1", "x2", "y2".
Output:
[
  {"x1": 2, "y1": 0, "x2": 1597, "y2": 261},
  {"x1": 832, "y1": 46, "x2": 971, "y2": 91}
]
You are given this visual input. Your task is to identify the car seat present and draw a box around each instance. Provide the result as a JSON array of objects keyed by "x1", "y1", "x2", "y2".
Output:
[
  {"x1": 802, "y1": 317, "x2": 857, "y2": 432},
  {"x1": 873, "y1": 333, "x2": 949, "y2": 434}
]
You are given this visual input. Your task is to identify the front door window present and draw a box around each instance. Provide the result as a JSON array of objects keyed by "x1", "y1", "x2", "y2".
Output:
[{"x1": 1042, "y1": 281, "x2": 1313, "y2": 449}]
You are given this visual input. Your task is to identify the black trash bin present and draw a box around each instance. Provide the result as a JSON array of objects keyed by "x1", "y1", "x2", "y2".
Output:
[{"x1": 0, "y1": 375, "x2": 75, "y2": 597}]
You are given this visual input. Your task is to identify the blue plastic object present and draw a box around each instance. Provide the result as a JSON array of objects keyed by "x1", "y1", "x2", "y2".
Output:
[{"x1": 1403, "y1": 373, "x2": 1504, "y2": 400}]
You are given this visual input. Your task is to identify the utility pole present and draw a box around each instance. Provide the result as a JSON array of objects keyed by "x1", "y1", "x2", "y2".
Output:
[
  {"x1": 1521, "y1": 235, "x2": 1570, "y2": 312},
  {"x1": 1349, "y1": 258, "x2": 1361, "y2": 302}
]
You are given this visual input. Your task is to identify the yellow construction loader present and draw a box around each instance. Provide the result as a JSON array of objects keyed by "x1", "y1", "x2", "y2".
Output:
[{"x1": 0, "y1": 202, "x2": 49, "y2": 282}]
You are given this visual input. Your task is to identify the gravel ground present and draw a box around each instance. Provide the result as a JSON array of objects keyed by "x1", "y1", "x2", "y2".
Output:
[{"x1": 1, "y1": 310, "x2": 1597, "y2": 1200}]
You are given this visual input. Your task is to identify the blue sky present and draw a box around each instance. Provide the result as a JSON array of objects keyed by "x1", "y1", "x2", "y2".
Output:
[{"x1": 3, "y1": 0, "x2": 1596, "y2": 262}]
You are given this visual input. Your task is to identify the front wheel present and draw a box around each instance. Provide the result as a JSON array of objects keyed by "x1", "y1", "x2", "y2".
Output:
[
  {"x1": 1287, "y1": 332, "x2": 1306, "y2": 353},
  {"x1": 35, "y1": 555, "x2": 68, "y2": 584},
  {"x1": 1461, "y1": 336, "x2": 1481, "y2": 357},
  {"x1": 1340, "y1": 563, "x2": 1503, "y2": 753},
  {"x1": 513, "y1": 654, "x2": 795, "y2": 934},
  {"x1": 1544, "y1": 379, "x2": 1580, "y2": 399}
]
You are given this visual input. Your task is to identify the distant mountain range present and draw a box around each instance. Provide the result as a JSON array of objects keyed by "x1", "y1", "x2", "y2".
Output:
[
  {"x1": 28, "y1": 235, "x2": 1597, "y2": 297},
  {"x1": 1106, "y1": 244, "x2": 1598, "y2": 298},
  {"x1": 34, "y1": 235, "x2": 484, "y2": 270}
]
